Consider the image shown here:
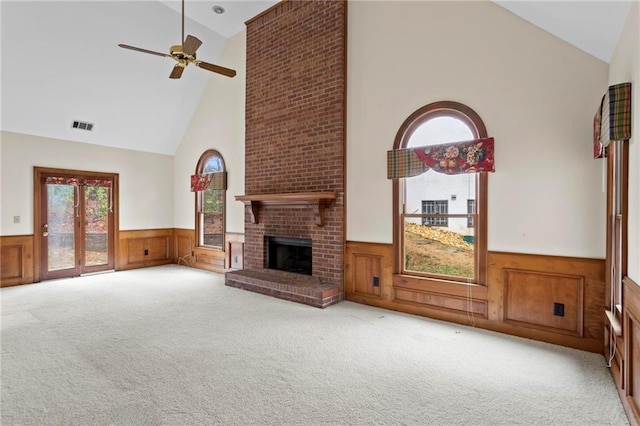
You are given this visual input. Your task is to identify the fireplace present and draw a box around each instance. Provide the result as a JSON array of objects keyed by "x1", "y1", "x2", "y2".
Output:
[
  {"x1": 225, "y1": 0, "x2": 345, "y2": 308},
  {"x1": 267, "y1": 237, "x2": 312, "y2": 275}
]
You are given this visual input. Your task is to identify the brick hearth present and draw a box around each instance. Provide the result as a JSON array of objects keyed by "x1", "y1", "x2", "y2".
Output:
[{"x1": 226, "y1": 269, "x2": 342, "y2": 308}]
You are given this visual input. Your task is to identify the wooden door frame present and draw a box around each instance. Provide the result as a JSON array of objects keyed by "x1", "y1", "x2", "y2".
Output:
[{"x1": 33, "y1": 167, "x2": 119, "y2": 282}]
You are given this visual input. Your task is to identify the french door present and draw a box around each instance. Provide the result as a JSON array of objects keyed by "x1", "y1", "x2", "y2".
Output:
[{"x1": 35, "y1": 167, "x2": 118, "y2": 281}]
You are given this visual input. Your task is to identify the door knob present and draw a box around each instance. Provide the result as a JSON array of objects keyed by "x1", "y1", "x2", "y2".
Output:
[{"x1": 42, "y1": 231, "x2": 48, "y2": 237}]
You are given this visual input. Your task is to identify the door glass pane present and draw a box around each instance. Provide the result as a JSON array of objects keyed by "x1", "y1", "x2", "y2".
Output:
[
  {"x1": 84, "y1": 185, "x2": 109, "y2": 266},
  {"x1": 47, "y1": 184, "x2": 76, "y2": 271}
]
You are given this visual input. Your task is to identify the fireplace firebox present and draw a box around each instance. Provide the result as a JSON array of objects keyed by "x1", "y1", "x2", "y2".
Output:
[{"x1": 266, "y1": 237, "x2": 312, "y2": 275}]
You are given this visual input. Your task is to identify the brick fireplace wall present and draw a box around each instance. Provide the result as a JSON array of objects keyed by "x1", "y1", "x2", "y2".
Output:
[{"x1": 244, "y1": 0, "x2": 346, "y2": 287}]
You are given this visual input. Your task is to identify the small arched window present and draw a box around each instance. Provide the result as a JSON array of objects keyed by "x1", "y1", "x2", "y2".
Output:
[
  {"x1": 393, "y1": 101, "x2": 487, "y2": 284},
  {"x1": 195, "y1": 150, "x2": 225, "y2": 249}
]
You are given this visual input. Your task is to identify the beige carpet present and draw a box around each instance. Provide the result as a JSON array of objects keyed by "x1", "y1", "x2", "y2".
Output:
[{"x1": 1, "y1": 265, "x2": 628, "y2": 425}]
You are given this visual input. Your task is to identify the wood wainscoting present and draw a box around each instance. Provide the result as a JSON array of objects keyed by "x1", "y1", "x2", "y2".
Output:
[
  {"x1": 488, "y1": 252, "x2": 604, "y2": 351},
  {"x1": 117, "y1": 229, "x2": 174, "y2": 270},
  {"x1": 173, "y1": 229, "x2": 244, "y2": 273},
  {"x1": 174, "y1": 228, "x2": 195, "y2": 267},
  {"x1": 618, "y1": 277, "x2": 640, "y2": 425},
  {"x1": 345, "y1": 242, "x2": 605, "y2": 352},
  {"x1": 2, "y1": 230, "x2": 177, "y2": 284},
  {"x1": 192, "y1": 245, "x2": 224, "y2": 273},
  {"x1": 1, "y1": 235, "x2": 34, "y2": 287},
  {"x1": 3, "y1": 230, "x2": 245, "y2": 286}
]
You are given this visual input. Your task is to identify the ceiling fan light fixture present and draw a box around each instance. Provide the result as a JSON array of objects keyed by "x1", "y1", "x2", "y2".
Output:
[
  {"x1": 118, "y1": 0, "x2": 236, "y2": 79},
  {"x1": 212, "y1": 5, "x2": 225, "y2": 14}
]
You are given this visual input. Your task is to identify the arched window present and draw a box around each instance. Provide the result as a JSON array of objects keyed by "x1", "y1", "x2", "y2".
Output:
[
  {"x1": 195, "y1": 150, "x2": 225, "y2": 250},
  {"x1": 393, "y1": 101, "x2": 487, "y2": 284}
]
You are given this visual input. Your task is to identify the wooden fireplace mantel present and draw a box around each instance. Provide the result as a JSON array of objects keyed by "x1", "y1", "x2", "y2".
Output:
[{"x1": 235, "y1": 192, "x2": 337, "y2": 226}]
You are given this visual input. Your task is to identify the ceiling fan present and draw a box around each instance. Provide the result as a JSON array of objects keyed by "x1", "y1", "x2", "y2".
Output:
[{"x1": 118, "y1": 0, "x2": 236, "y2": 79}]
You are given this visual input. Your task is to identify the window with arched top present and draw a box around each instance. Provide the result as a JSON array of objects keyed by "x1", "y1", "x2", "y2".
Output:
[
  {"x1": 195, "y1": 150, "x2": 226, "y2": 249},
  {"x1": 393, "y1": 101, "x2": 488, "y2": 284}
]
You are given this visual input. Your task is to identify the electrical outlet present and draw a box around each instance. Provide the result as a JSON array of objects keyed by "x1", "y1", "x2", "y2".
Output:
[
  {"x1": 144, "y1": 249, "x2": 149, "y2": 256},
  {"x1": 13, "y1": 216, "x2": 20, "y2": 224},
  {"x1": 234, "y1": 256, "x2": 239, "y2": 264},
  {"x1": 373, "y1": 276, "x2": 380, "y2": 287},
  {"x1": 553, "y1": 303, "x2": 565, "y2": 317}
]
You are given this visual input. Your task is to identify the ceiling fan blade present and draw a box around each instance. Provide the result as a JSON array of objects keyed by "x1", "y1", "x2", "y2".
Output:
[
  {"x1": 119, "y1": 44, "x2": 169, "y2": 58},
  {"x1": 182, "y1": 35, "x2": 202, "y2": 56},
  {"x1": 194, "y1": 61, "x2": 237, "y2": 78},
  {"x1": 169, "y1": 64, "x2": 185, "y2": 79}
]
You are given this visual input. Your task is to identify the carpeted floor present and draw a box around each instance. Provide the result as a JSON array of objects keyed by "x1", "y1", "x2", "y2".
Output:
[{"x1": 1, "y1": 265, "x2": 629, "y2": 425}]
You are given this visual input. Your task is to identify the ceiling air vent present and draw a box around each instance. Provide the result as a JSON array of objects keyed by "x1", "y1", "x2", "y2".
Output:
[{"x1": 71, "y1": 120, "x2": 94, "y2": 131}]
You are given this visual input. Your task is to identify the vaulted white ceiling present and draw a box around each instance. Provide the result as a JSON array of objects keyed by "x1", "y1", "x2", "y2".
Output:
[
  {"x1": 495, "y1": 0, "x2": 633, "y2": 63},
  {"x1": 0, "y1": 0, "x2": 277, "y2": 155},
  {"x1": 0, "y1": 1, "x2": 633, "y2": 155}
]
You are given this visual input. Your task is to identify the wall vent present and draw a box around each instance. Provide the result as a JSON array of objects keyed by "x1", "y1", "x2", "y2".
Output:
[{"x1": 71, "y1": 120, "x2": 94, "y2": 131}]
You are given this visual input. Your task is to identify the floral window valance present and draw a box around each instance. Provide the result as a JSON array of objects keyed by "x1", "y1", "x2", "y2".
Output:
[
  {"x1": 82, "y1": 179, "x2": 112, "y2": 187},
  {"x1": 387, "y1": 137, "x2": 495, "y2": 179},
  {"x1": 45, "y1": 176, "x2": 80, "y2": 185},
  {"x1": 45, "y1": 177, "x2": 113, "y2": 186},
  {"x1": 594, "y1": 82, "x2": 632, "y2": 158},
  {"x1": 190, "y1": 171, "x2": 227, "y2": 192},
  {"x1": 46, "y1": 177, "x2": 113, "y2": 212}
]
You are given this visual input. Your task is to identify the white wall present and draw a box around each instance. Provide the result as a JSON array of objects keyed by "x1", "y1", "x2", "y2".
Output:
[
  {"x1": 609, "y1": 1, "x2": 639, "y2": 282},
  {"x1": 0, "y1": 131, "x2": 174, "y2": 234},
  {"x1": 173, "y1": 31, "x2": 246, "y2": 233},
  {"x1": 347, "y1": 1, "x2": 609, "y2": 258}
]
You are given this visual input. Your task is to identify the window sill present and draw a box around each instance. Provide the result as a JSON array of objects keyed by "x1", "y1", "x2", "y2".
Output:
[
  {"x1": 604, "y1": 309, "x2": 622, "y2": 336},
  {"x1": 393, "y1": 274, "x2": 487, "y2": 299},
  {"x1": 196, "y1": 246, "x2": 225, "y2": 253}
]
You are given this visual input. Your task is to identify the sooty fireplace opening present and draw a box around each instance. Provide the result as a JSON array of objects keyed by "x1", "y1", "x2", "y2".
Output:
[{"x1": 267, "y1": 237, "x2": 312, "y2": 276}]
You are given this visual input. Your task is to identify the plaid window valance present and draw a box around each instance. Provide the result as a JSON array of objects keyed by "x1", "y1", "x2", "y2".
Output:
[
  {"x1": 387, "y1": 137, "x2": 495, "y2": 179},
  {"x1": 594, "y1": 82, "x2": 632, "y2": 158},
  {"x1": 190, "y1": 172, "x2": 227, "y2": 192}
]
